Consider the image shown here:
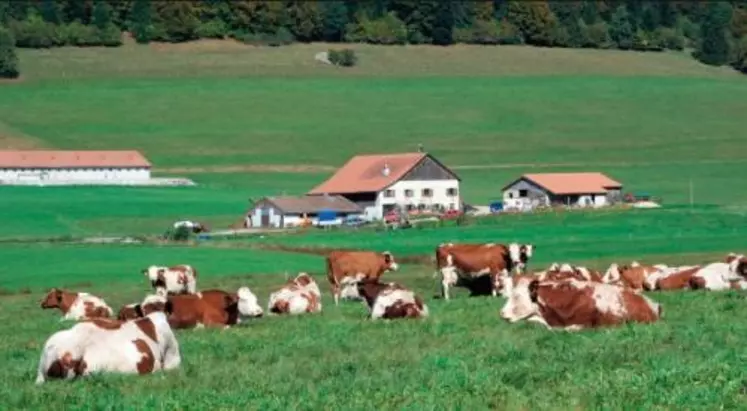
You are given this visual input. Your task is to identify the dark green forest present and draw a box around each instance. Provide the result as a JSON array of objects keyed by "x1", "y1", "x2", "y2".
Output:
[{"x1": 1, "y1": 1, "x2": 746, "y2": 78}]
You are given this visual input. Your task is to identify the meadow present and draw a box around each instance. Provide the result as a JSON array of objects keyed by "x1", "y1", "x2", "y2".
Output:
[{"x1": 2, "y1": 40, "x2": 747, "y2": 409}]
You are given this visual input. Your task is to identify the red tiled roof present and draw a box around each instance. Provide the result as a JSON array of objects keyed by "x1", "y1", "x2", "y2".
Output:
[
  {"x1": 308, "y1": 153, "x2": 428, "y2": 194},
  {"x1": 505, "y1": 172, "x2": 622, "y2": 195},
  {"x1": 0, "y1": 151, "x2": 151, "y2": 168}
]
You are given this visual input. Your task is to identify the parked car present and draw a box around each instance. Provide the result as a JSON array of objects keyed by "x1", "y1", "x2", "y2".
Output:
[{"x1": 344, "y1": 215, "x2": 368, "y2": 227}]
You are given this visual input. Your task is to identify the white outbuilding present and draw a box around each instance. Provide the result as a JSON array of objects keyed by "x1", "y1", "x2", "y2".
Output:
[{"x1": 0, "y1": 150, "x2": 151, "y2": 184}]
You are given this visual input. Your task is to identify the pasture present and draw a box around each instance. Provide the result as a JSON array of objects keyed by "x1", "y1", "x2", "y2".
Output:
[{"x1": 2, "y1": 40, "x2": 747, "y2": 409}]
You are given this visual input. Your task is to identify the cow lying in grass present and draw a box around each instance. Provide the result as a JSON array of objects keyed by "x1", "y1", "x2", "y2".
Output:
[
  {"x1": 499, "y1": 275, "x2": 661, "y2": 331},
  {"x1": 118, "y1": 287, "x2": 263, "y2": 329},
  {"x1": 354, "y1": 277, "x2": 429, "y2": 320},
  {"x1": 267, "y1": 273, "x2": 322, "y2": 315},
  {"x1": 35, "y1": 312, "x2": 181, "y2": 384},
  {"x1": 40, "y1": 288, "x2": 113, "y2": 321}
]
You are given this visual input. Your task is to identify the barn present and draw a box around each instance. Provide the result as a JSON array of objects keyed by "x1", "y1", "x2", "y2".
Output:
[
  {"x1": 502, "y1": 172, "x2": 623, "y2": 210},
  {"x1": 245, "y1": 195, "x2": 363, "y2": 229},
  {"x1": 0, "y1": 150, "x2": 151, "y2": 184},
  {"x1": 307, "y1": 152, "x2": 461, "y2": 221}
]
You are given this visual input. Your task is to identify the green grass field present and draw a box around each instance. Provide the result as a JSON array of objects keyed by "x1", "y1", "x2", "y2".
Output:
[{"x1": 2, "y1": 40, "x2": 747, "y2": 409}]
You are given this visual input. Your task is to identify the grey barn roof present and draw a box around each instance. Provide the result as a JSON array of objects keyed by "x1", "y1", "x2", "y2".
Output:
[{"x1": 258, "y1": 195, "x2": 363, "y2": 214}]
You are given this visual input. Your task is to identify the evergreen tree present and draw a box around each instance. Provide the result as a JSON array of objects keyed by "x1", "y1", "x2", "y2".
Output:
[
  {"x1": 432, "y1": 1, "x2": 454, "y2": 45},
  {"x1": 130, "y1": 0, "x2": 151, "y2": 44},
  {"x1": 64, "y1": 0, "x2": 88, "y2": 24},
  {"x1": 321, "y1": 1, "x2": 348, "y2": 42},
  {"x1": 641, "y1": 4, "x2": 660, "y2": 32},
  {"x1": 609, "y1": 5, "x2": 634, "y2": 49},
  {"x1": 92, "y1": 1, "x2": 113, "y2": 32},
  {"x1": 41, "y1": 0, "x2": 62, "y2": 25},
  {"x1": 696, "y1": 1, "x2": 733, "y2": 66},
  {"x1": 581, "y1": 1, "x2": 599, "y2": 24},
  {"x1": 0, "y1": 25, "x2": 19, "y2": 78},
  {"x1": 659, "y1": 2, "x2": 677, "y2": 28}
]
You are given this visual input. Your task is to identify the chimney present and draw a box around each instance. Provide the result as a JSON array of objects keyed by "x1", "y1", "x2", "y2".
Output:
[
  {"x1": 382, "y1": 162, "x2": 390, "y2": 177},
  {"x1": 417, "y1": 143, "x2": 424, "y2": 153}
]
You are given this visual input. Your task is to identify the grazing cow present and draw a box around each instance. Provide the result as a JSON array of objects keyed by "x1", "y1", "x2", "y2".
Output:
[
  {"x1": 268, "y1": 273, "x2": 322, "y2": 315},
  {"x1": 689, "y1": 257, "x2": 746, "y2": 291},
  {"x1": 35, "y1": 312, "x2": 181, "y2": 384},
  {"x1": 40, "y1": 288, "x2": 113, "y2": 321},
  {"x1": 602, "y1": 262, "x2": 659, "y2": 291},
  {"x1": 436, "y1": 242, "x2": 534, "y2": 300},
  {"x1": 355, "y1": 279, "x2": 429, "y2": 320},
  {"x1": 326, "y1": 251, "x2": 399, "y2": 306},
  {"x1": 139, "y1": 287, "x2": 263, "y2": 329},
  {"x1": 142, "y1": 265, "x2": 198, "y2": 295},
  {"x1": 499, "y1": 276, "x2": 661, "y2": 331}
]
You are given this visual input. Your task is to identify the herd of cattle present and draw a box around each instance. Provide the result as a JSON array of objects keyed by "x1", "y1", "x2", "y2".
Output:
[{"x1": 34, "y1": 242, "x2": 747, "y2": 384}]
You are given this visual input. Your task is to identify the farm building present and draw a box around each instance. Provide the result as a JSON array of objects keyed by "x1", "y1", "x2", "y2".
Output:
[
  {"x1": 246, "y1": 195, "x2": 363, "y2": 228},
  {"x1": 502, "y1": 172, "x2": 623, "y2": 210},
  {"x1": 0, "y1": 150, "x2": 151, "y2": 183},
  {"x1": 308, "y1": 152, "x2": 461, "y2": 221}
]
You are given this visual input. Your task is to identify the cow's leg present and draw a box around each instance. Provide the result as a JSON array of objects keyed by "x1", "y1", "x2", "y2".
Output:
[
  {"x1": 187, "y1": 281, "x2": 196, "y2": 294},
  {"x1": 492, "y1": 269, "x2": 508, "y2": 297},
  {"x1": 331, "y1": 283, "x2": 340, "y2": 306},
  {"x1": 440, "y1": 267, "x2": 458, "y2": 300}
]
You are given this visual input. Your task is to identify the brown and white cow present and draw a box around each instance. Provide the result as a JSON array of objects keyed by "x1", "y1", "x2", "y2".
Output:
[
  {"x1": 142, "y1": 265, "x2": 198, "y2": 295},
  {"x1": 355, "y1": 278, "x2": 429, "y2": 320},
  {"x1": 436, "y1": 242, "x2": 534, "y2": 300},
  {"x1": 40, "y1": 288, "x2": 113, "y2": 321},
  {"x1": 137, "y1": 287, "x2": 263, "y2": 329},
  {"x1": 652, "y1": 266, "x2": 701, "y2": 291},
  {"x1": 499, "y1": 276, "x2": 662, "y2": 331},
  {"x1": 536, "y1": 263, "x2": 603, "y2": 283},
  {"x1": 602, "y1": 262, "x2": 659, "y2": 291},
  {"x1": 35, "y1": 311, "x2": 181, "y2": 384},
  {"x1": 689, "y1": 256, "x2": 747, "y2": 291},
  {"x1": 268, "y1": 273, "x2": 322, "y2": 315},
  {"x1": 326, "y1": 250, "x2": 399, "y2": 305}
]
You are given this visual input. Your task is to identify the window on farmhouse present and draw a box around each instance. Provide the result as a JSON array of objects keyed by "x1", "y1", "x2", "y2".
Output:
[
  {"x1": 384, "y1": 189, "x2": 395, "y2": 198},
  {"x1": 422, "y1": 188, "x2": 433, "y2": 197},
  {"x1": 519, "y1": 189, "x2": 528, "y2": 198},
  {"x1": 404, "y1": 189, "x2": 414, "y2": 198},
  {"x1": 447, "y1": 188, "x2": 458, "y2": 197}
]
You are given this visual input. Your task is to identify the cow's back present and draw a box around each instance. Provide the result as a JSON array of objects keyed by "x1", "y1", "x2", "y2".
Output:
[
  {"x1": 448, "y1": 244, "x2": 507, "y2": 272},
  {"x1": 656, "y1": 267, "x2": 700, "y2": 290},
  {"x1": 327, "y1": 251, "x2": 383, "y2": 281}
]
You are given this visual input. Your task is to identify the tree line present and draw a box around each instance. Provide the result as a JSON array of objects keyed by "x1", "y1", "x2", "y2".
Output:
[{"x1": 1, "y1": 1, "x2": 747, "y2": 79}]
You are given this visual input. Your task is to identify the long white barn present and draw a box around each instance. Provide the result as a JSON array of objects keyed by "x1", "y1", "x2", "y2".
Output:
[{"x1": 0, "y1": 150, "x2": 151, "y2": 184}]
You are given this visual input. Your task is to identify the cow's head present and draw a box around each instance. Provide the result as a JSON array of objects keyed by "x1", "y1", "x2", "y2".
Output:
[
  {"x1": 140, "y1": 294, "x2": 168, "y2": 316},
  {"x1": 729, "y1": 255, "x2": 747, "y2": 279},
  {"x1": 237, "y1": 287, "x2": 264, "y2": 318},
  {"x1": 508, "y1": 243, "x2": 534, "y2": 272},
  {"x1": 40, "y1": 288, "x2": 64, "y2": 309},
  {"x1": 499, "y1": 277, "x2": 540, "y2": 323},
  {"x1": 382, "y1": 251, "x2": 399, "y2": 272},
  {"x1": 338, "y1": 274, "x2": 366, "y2": 301},
  {"x1": 142, "y1": 266, "x2": 167, "y2": 284},
  {"x1": 725, "y1": 253, "x2": 739, "y2": 263}
]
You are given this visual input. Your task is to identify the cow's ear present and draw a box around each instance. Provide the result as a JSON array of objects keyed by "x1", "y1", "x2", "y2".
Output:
[
  {"x1": 134, "y1": 304, "x2": 144, "y2": 318},
  {"x1": 528, "y1": 280, "x2": 539, "y2": 303},
  {"x1": 383, "y1": 252, "x2": 392, "y2": 263},
  {"x1": 157, "y1": 268, "x2": 166, "y2": 276},
  {"x1": 224, "y1": 294, "x2": 239, "y2": 308}
]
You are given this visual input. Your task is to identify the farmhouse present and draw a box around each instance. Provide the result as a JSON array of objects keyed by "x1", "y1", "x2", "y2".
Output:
[
  {"x1": 502, "y1": 172, "x2": 622, "y2": 210},
  {"x1": 308, "y1": 152, "x2": 461, "y2": 221},
  {"x1": 246, "y1": 195, "x2": 363, "y2": 228},
  {"x1": 0, "y1": 150, "x2": 151, "y2": 184}
]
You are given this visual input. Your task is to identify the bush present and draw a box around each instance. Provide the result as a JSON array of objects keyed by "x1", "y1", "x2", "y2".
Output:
[
  {"x1": 454, "y1": 20, "x2": 502, "y2": 45},
  {"x1": 582, "y1": 21, "x2": 613, "y2": 49},
  {"x1": 0, "y1": 26, "x2": 19, "y2": 79},
  {"x1": 64, "y1": 22, "x2": 98, "y2": 46},
  {"x1": 734, "y1": 36, "x2": 747, "y2": 73},
  {"x1": 10, "y1": 13, "x2": 65, "y2": 48},
  {"x1": 196, "y1": 19, "x2": 227, "y2": 39},
  {"x1": 328, "y1": 48, "x2": 357, "y2": 67},
  {"x1": 655, "y1": 27, "x2": 685, "y2": 51},
  {"x1": 236, "y1": 28, "x2": 295, "y2": 47},
  {"x1": 345, "y1": 12, "x2": 407, "y2": 45},
  {"x1": 497, "y1": 21, "x2": 522, "y2": 45},
  {"x1": 98, "y1": 24, "x2": 123, "y2": 47}
]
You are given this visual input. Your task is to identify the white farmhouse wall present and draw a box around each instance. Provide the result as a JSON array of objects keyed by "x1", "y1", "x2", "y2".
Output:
[
  {"x1": 0, "y1": 167, "x2": 150, "y2": 182},
  {"x1": 374, "y1": 179, "x2": 460, "y2": 219}
]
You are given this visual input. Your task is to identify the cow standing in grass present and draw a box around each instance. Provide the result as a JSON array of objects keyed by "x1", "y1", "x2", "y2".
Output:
[
  {"x1": 142, "y1": 265, "x2": 198, "y2": 295},
  {"x1": 436, "y1": 242, "x2": 533, "y2": 300},
  {"x1": 326, "y1": 251, "x2": 399, "y2": 306}
]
